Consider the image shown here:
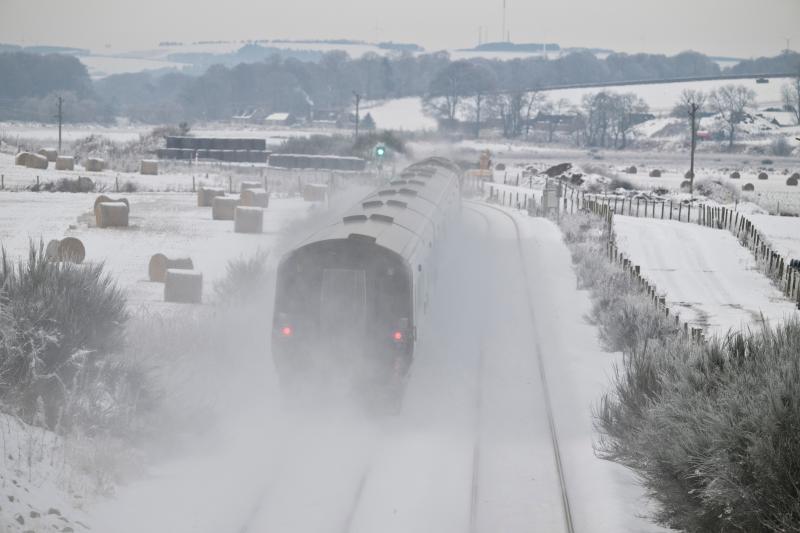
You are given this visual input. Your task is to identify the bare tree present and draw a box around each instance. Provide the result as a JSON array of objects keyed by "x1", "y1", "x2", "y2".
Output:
[
  {"x1": 782, "y1": 74, "x2": 800, "y2": 125},
  {"x1": 709, "y1": 85, "x2": 756, "y2": 149},
  {"x1": 424, "y1": 61, "x2": 479, "y2": 128},
  {"x1": 539, "y1": 98, "x2": 571, "y2": 142}
]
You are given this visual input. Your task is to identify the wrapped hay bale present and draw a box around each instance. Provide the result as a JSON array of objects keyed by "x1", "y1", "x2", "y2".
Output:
[
  {"x1": 84, "y1": 158, "x2": 105, "y2": 172},
  {"x1": 730, "y1": 171, "x2": 741, "y2": 179},
  {"x1": 140, "y1": 159, "x2": 158, "y2": 175},
  {"x1": 743, "y1": 183, "x2": 755, "y2": 191},
  {"x1": 303, "y1": 183, "x2": 328, "y2": 202},
  {"x1": 26, "y1": 152, "x2": 49, "y2": 169},
  {"x1": 240, "y1": 181, "x2": 261, "y2": 192},
  {"x1": 45, "y1": 237, "x2": 85, "y2": 263},
  {"x1": 680, "y1": 180, "x2": 691, "y2": 190},
  {"x1": 758, "y1": 172, "x2": 768, "y2": 180},
  {"x1": 234, "y1": 206, "x2": 264, "y2": 233},
  {"x1": 77, "y1": 176, "x2": 94, "y2": 192},
  {"x1": 625, "y1": 165, "x2": 637, "y2": 174},
  {"x1": 197, "y1": 187, "x2": 225, "y2": 207},
  {"x1": 212, "y1": 197, "x2": 239, "y2": 220},
  {"x1": 240, "y1": 187, "x2": 269, "y2": 208},
  {"x1": 55, "y1": 156, "x2": 75, "y2": 170},
  {"x1": 787, "y1": 176, "x2": 798, "y2": 186},
  {"x1": 148, "y1": 253, "x2": 194, "y2": 282},
  {"x1": 164, "y1": 269, "x2": 203, "y2": 304},
  {"x1": 38, "y1": 148, "x2": 58, "y2": 162},
  {"x1": 96, "y1": 201, "x2": 130, "y2": 228},
  {"x1": 648, "y1": 169, "x2": 661, "y2": 177}
]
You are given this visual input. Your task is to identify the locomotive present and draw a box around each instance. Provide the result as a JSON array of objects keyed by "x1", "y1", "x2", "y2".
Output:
[{"x1": 271, "y1": 157, "x2": 461, "y2": 404}]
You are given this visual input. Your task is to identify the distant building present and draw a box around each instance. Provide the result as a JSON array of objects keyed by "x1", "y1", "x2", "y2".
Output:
[
  {"x1": 232, "y1": 108, "x2": 264, "y2": 125},
  {"x1": 264, "y1": 112, "x2": 295, "y2": 127}
]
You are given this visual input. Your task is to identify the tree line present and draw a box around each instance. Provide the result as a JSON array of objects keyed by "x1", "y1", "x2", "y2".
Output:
[{"x1": 0, "y1": 48, "x2": 797, "y2": 128}]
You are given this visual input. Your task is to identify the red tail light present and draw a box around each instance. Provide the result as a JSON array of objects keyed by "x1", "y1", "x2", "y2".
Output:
[
  {"x1": 281, "y1": 326, "x2": 293, "y2": 337},
  {"x1": 392, "y1": 331, "x2": 403, "y2": 342}
]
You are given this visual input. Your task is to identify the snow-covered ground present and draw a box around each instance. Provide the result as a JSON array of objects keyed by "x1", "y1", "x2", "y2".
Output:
[
  {"x1": 747, "y1": 214, "x2": 800, "y2": 261},
  {"x1": 0, "y1": 191, "x2": 312, "y2": 310},
  {"x1": 613, "y1": 216, "x2": 799, "y2": 335},
  {"x1": 68, "y1": 198, "x2": 668, "y2": 533}
]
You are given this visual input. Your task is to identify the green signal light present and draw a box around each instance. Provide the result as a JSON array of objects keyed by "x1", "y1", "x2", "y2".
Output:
[{"x1": 375, "y1": 145, "x2": 386, "y2": 157}]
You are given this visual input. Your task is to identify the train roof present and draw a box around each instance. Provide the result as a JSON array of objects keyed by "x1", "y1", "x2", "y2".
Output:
[{"x1": 290, "y1": 158, "x2": 460, "y2": 264}]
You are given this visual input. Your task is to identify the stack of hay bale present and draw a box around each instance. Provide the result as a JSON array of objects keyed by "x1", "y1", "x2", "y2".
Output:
[
  {"x1": 303, "y1": 183, "x2": 328, "y2": 202},
  {"x1": 164, "y1": 269, "x2": 203, "y2": 304},
  {"x1": 240, "y1": 187, "x2": 269, "y2": 208},
  {"x1": 197, "y1": 186, "x2": 226, "y2": 207},
  {"x1": 84, "y1": 158, "x2": 106, "y2": 172},
  {"x1": 55, "y1": 156, "x2": 75, "y2": 170},
  {"x1": 234, "y1": 206, "x2": 263, "y2": 233},
  {"x1": 212, "y1": 197, "x2": 239, "y2": 220},
  {"x1": 140, "y1": 160, "x2": 158, "y2": 175},
  {"x1": 148, "y1": 253, "x2": 194, "y2": 282},
  {"x1": 94, "y1": 195, "x2": 130, "y2": 228}
]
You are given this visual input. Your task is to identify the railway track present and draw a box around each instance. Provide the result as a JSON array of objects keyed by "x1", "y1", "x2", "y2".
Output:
[{"x1": 465, "y1": 201, "x2": 576, "y2": 533}]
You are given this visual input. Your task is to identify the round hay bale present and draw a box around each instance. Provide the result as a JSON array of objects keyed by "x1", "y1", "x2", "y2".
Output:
[
  {"x1": 240, "y1": 188, "x2": 269, "y2": 208},
  {"x1": 625, "y1": 165, "x2": 637, "y2": 174},
  {"x1": 495, "y1": 163, "x2": 506, "y2": 171},
  {"x1": 743, "y1": 183, "x2": 755, "y2": 192},
  {"x1": 212, "y1": 197, "x2": 239, "y2": 220},
  {"x1": 140, "y1": 159, "x2": 158, "y2": 175},
  {"x1": 684, "y1": 170, "x2": 694, "y2": 179},
  {"x1": 648, "y1": 169, "x2": 662, "y2": 177},
  {"x1": 240, "y1": 181, "x2": 261, "y2": 192},
  {"x1": 164, "y1": 269, "x2": 203, "y2": 304},
  {"x1": 58, "y1": 237, "x2": 86, "y2": 263},
  {"x1": 730, "y1": 171, "x2": 741, "y2": 179},
  {"x1": 758, "y1": 172, "x2": 768, "y2": 180},
  {"x1": 77, "y1": 176, "x2": 94, "y2": 192},
  {"x1": 45, "y1": 239, "x2": 61, "y2": 261},
  {"x1": 148, "y1": 253, "x2": 194, "y2": 282},
  {"x1": 55, "y1": 156, "x2": 75, "y2": 171},
  {"x1": 680, "y1": 180, "x2": 691, "y2": 190},
  {"x1": 787, "y1": 176, "x2": 799, "y2": 186},
  {"x1": 15, "y1": 152, "x2": 31, "y2": 166},
  {"x1": 197, "y1": 187, "x2": 225, "y2": 207},
  {"x1": 234, "y1": 206, "x2": 264, "y2": 234},
  {"x1": 96, "y1": 202, "x2": 130, "y2": 228},
  {"x1": 38, "y1": 148, "x2": 58, "y2": 162},
  {"x1": 26, "y1": 153, "x2": 49, "y2": 170},
  {"x1": 84, "y1": 158, "x2": 105, "y2": 172}
]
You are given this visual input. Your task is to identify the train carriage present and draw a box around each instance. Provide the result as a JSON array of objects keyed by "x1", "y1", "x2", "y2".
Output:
[{"x1": 272, "y1": 158, "x2": 461, "y2": 403}]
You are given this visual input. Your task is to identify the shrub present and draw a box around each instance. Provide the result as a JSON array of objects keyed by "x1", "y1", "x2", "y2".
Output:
[
  {"x1": 559, "y1": 212, "x2": 800, "y2": 532},
  {"x1": 214, "y1": 251, "x2": 270, "y2": 305},
  {"x1": 608, "y1": 176, "x2": 635, "y2": 190},
  {"x1": 0, "y1": 242, "x2": 128, "y2": 428},
  {"x1": 770, "y1": 137, "x2": 792, "y2": 157}
]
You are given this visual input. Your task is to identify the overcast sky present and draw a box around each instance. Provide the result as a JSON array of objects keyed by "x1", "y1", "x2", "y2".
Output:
[{"x1": 1, "y1": 0, "x2": 798, "y2": 58}]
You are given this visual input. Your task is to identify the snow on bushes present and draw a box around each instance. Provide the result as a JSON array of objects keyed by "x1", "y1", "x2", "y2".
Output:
[{"x1": 559, "y1": 211, "x2": 800, "y2": 532}]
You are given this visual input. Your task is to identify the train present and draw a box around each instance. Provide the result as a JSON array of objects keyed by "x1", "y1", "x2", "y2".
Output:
[{"x1": 271, "y1": 157, "x2": 462, "y2": 406}]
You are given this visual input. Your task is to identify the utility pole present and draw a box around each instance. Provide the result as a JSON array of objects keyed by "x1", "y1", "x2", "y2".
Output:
[
  {"x1": 688, "y1": 102, "x2": 699, "y2": 196},
  {"x1": 353, "y1": 91, "x2": 361, "y2": 140},
  {"x1": 502, "y1": 0, "x2": 507, "y2": 43},
  {"x1": 56, "y1": 95, "x2": 63, "y2": 152}
]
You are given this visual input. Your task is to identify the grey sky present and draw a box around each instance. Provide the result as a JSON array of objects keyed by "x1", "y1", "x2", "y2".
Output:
[{"x1": 1, "y1": 0, "x2": 798, "y2": 58}]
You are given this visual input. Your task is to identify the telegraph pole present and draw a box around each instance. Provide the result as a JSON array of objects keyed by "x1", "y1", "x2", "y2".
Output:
[
  {"x1": 353, "y1": 91, "x2": 361, "y2": 140},
  {"x1": 56, "y1": 95, "x2": 63, "y2": 152},
  {"x1": 688, "y1": 102, "x2": 699, "y2": 196}
]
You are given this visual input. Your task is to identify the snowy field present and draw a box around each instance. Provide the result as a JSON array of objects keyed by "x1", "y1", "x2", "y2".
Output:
[
  {"x1": 613, "y1": 215, "x2": 799, "y2": 335},
  {"x1": 0, "y1": 191, "x2": 312, "y2": 310},
  {"x1": 362, "y1": 97, "x2": 438, "y2": 131},
  {"x1": 747, "y1": 214, "x2": 800, "y2": 261}
]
